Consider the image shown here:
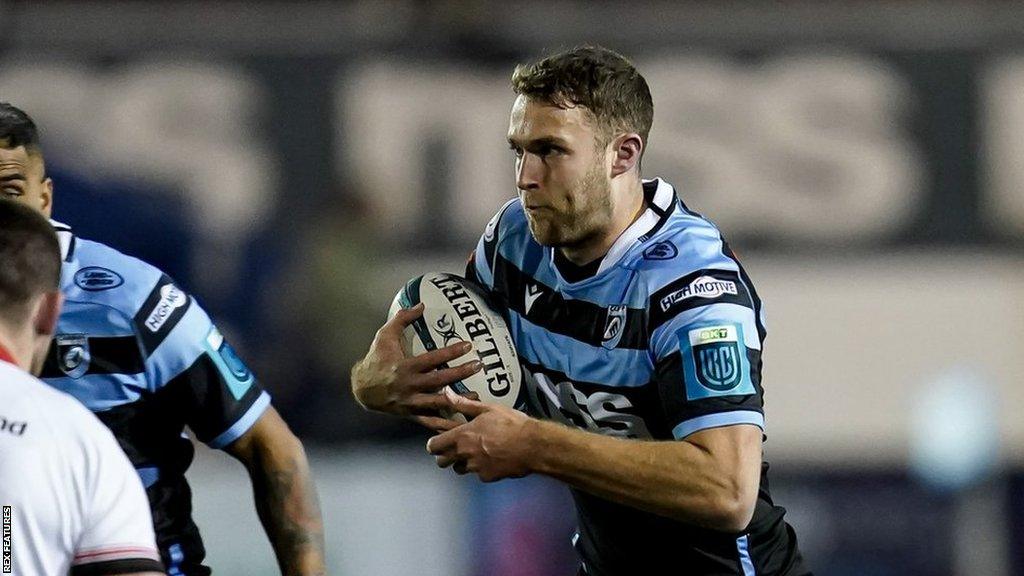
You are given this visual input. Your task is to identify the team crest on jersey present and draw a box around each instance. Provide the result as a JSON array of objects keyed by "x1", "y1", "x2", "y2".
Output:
[
  {"x1": 73, "y1": 266, "x2": 124, "y2": 291},
  {"x1": 55, "y1": 334, "x2": 90, "y2": 378},
  {"x1": 601, "y1": 305, "x2": 627, "y2": 349},
  {"x1": 642, "y1": 241, "x2": 678, "y2": 261},
  {"x1": 680, "y1": 323, "x2": 755, "y2": 400}
]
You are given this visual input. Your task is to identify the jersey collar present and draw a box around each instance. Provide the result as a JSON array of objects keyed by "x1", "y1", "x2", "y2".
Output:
[
  {"x1": 0, "y1": 343, "x2": 17, "y2": 366},
  {"x1": 593, "y1": 177, "x2": 676, "y2": 276},
  {"x1": 49, "y1": 219, "x2": 77, "y2": 262}
]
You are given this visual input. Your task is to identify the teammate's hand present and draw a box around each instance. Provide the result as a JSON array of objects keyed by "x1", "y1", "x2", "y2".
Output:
[
  {"x1": 426, "y1": 388, "x2": 535, "y2": 482},
  {"x1": 351, "y1": 303, "x2": 483, "y2": 431}
]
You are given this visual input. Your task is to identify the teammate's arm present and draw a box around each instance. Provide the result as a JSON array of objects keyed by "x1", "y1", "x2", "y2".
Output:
[
  {"x1": 224, "y1": 406, "x2": 326, "y2": 576},
  {"x1": 428, "y1": 389, "x2": 762, "y2": 532}
]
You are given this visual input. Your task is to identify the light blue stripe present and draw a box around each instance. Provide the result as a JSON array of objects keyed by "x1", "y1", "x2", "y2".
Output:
[
  {"x1": 207, "y1": 391, "x2": 272, "y2": 449},
  {"x1": 167, "y1": 542, "x2": 185, "y2": 576},
  {"x1": 509, "y1": 311, "x2": 652, "y2": 387},
  {"x1": 672, "y1": 410, "x2": 764, "y2": 440},
  {"x1": 43, "y1": 373, "x2": 144, "y2": 411},
  {"x1": 144, "y1": 302, "x2": 212, "y2": 391},
  {"x1": 57, "y1": 300, "x2": 137, "y2": 336},
  {"x1": 642, "y1": 218, "x2": 741, "y2": 294},
  {"x1": 136, "y1": 466, "x2": 160, "y2": 488},
  {"x1": 737, "y1": 534, "x2": 757, "y2": 576},
  {"x1": 651, "y1": 303, "x2": 760, "y2": 359}
]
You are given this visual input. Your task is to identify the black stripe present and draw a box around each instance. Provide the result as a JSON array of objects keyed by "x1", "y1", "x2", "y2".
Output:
[
  {"x1": 653, "y1": 347, "x2": 764, "y2": 428},
  {"x1": 648, "y1": 268, "x2": 753, "y2": 332},
  {"x1": 520, "y1": 359, "x2": 670, "y2": 438},
  {"x1": 721, "y1": 239, "x2": 767, "y2": 341},
  {"x1": 493, "y1": 254, "x2": 648, "y2": 350},
  {"x1": 71, "y1": 558, "x2": 165, "y2": 576},
  {"x1": 637, "y1": 180, "x2": 677, "y2": 242},
  {"x1": 133, "y1": 275, "x2": 192, "y2": 356},
  {"x1": 41, "y1": 335, "x2": 145, "y2": 378}
]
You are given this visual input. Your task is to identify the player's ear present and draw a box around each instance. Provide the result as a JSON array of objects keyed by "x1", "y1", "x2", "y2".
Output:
[
  {"x1": 40, "y1": 177, "x2": 53, "y2": 218},
  {"x1": 609, "y1": 132, "x2": 643, "y2": 178},
  {"x1": 32, "y1": 291, "x2": 63, "y2": 338}
]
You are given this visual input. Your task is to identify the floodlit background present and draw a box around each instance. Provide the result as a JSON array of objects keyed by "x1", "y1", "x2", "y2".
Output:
[{"x1": 3, "y1": 1, "x2": 1024, "y2": 574}]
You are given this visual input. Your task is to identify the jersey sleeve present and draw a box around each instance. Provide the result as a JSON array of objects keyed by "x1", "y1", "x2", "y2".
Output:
[
  {"x1": 647, "y1": 268, "x2": 766, "y2": 440},
  {"x1": 132, "y1": 274, "x2": 271, "y2": 449},
  {"x1": 73, "y1": 413, "x2": 165, "y2": 575}
]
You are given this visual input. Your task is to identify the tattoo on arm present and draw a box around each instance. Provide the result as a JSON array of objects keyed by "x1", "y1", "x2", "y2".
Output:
[{"x1": 250, "y1": 451, "x2": 327, "y2": 576}]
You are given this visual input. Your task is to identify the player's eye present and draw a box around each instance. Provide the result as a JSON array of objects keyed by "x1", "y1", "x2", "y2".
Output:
[
  {"x1": 509, "y1": 145, "x2": 524, "y2": 158},
  {"x1": 1, "y1": 187, "x2": 22, "y2": 198}
]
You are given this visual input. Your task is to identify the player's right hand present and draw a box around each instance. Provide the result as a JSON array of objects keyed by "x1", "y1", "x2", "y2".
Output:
[{"x1": 350, "y1": 302, "x2": 483, "y2": 431}]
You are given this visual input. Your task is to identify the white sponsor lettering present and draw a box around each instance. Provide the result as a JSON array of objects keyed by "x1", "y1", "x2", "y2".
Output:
[
  {"x1": 145, "y1": 284, "x2": 188, "y2": 332},
  {"x1": 660, "y1": 276, "x2": 738, "y2": 311}
]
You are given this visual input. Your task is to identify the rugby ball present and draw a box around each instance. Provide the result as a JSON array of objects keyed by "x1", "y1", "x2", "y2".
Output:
[{"x1": 388, "y1": 272, "x2": 522, "y2": 410}]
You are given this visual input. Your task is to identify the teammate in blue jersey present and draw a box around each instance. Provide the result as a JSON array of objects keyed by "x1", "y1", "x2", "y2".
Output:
[
  {"x1": 353, "y1": 47, "x2": 810, "y2": 575},
  {"x1": 0, "y1": 103, "x2": 326, "y2": 576}
]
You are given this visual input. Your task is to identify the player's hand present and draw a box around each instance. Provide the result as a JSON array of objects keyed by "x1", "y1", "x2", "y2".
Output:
[
  {"x1": 426, "y1": 388, "x2": 535, "y2": 482},
  {"x1": 351, "y1": 303, "x2": 483, "y2": 431}
]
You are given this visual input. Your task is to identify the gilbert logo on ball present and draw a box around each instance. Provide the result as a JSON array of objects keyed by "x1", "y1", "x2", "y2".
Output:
[{"x1": 388, "y1": 272, "x2": 522, "y2": 409}]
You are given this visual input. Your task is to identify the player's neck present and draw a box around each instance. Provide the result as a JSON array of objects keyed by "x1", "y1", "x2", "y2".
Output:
[
  {"x1": 559, "y1": 178, "x2": 646, "y2": 266},
  {"x1": 0, "y1": 328, "x2": 30, "y2": 371}
]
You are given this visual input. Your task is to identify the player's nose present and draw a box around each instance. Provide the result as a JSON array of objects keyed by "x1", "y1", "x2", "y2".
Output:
[{"x1": 515, "y1": 153, "x2": 542, "y2": 192}]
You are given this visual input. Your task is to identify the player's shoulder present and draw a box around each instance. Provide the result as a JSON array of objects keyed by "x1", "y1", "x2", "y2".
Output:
[
  {"x1": 486, "y1": 197, "x2": 528, "y2": 243},
  {"x1": 628, "y1": 197, "x2": 742, "y2": 295},
  {"x1": 63, "y1": 236, "x2": 173, "y2": 315}
]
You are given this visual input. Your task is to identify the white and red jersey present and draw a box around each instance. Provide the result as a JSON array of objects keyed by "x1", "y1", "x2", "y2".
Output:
[{"x1": 0, "y1": 346, "x2": 164, "y2": 575}]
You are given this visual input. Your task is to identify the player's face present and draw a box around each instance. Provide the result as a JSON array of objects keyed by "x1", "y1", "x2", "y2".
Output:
[
  {"x1": 0, "y1": 142, "x2": 53, "y2": 218},
  {"x1": 507, "y1": 95, "x2": 614, "y2": 252}
]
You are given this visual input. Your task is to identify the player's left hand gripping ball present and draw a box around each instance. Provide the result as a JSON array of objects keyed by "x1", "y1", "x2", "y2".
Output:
[{"x1": 426, "y1": 388, "x2": 535, "y2": 482}]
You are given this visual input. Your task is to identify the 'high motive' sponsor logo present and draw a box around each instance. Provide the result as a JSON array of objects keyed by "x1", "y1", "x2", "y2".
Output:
[
  {"x1": 659, "y1": 276, "x2": 738, "y2": 311},
  {"x1": 145, "y1": 284, "x2": 188, "y2": 333}
]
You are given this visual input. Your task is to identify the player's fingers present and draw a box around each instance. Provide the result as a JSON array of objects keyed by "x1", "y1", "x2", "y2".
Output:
[
  {"x1": 380, "y1": 302, "x2": 424, "y2": 335},
  {"x1": 407, "y1": 340, "x2": 475, "y2": 372},
  {"x1": 411, "y1": 415, "x2": 460, "y2": 433},
  {"x1": 453, "y1": 461, "x2": 469, "y2": 475},
  {"x1": 411, "y1": 359, "x2": 483, "y2": 391},
  {"x1": 405, "y1": 392, "x2": 456, "y2": 413},
  {"x1": 441, "y1": 387, "x2": 490, "y2": 418},
  {"x1": 434, "y1": 453, "x2": 459, "y2": 469},
  {"x1": 426, "y1": 429, "x2": 459, "y2": 455}
]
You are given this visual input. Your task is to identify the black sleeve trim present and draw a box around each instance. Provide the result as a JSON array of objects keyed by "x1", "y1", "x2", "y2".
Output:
[{"x1": 71, "y1": 558, "x2": 166, "y2": 575}]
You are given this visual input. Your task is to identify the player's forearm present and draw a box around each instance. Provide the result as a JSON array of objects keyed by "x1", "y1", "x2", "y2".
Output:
[
  {"x1": 525, "y1": 419, "x2": 755, "y2": 532},
  {"x1": 248, "y1": 439, "x2": 327, "y2": 576}
]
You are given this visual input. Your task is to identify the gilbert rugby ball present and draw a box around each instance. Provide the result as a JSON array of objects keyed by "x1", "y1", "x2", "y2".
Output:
[{"x1": 388, "y1": 272, "x2": 522, "y2": 409}]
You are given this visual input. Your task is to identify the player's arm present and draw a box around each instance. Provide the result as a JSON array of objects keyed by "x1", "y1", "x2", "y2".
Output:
[
  {"x1": 224, "y1": 406, "x2": 326, "y2": 576},
  {"x1": 428, "y1": 390, "x2": 761, "y2": 532}
]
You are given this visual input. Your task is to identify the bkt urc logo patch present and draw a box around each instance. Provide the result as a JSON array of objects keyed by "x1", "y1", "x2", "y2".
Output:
[{"x1": 679, "y1": 323, "x2": 756, "y2": 400}]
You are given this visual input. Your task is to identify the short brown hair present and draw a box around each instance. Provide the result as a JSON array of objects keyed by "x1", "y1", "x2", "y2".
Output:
[
  {"x1": 0, "y1": 200, "x2": 61, "y2": 323},
  {"x1": 511, "y1": 46, "x2": 653, "y2": 148}
]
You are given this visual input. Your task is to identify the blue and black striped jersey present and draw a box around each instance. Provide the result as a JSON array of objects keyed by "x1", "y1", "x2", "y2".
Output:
[
  {"x1": 42, "y1": 221, "x2": 271, "y2": 576},
  {"x1": 468, "y1": 179, "x2": 809, "y2": 576}
]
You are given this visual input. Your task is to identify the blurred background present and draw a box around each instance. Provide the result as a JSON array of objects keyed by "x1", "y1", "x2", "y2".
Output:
[{"x1": 3, "y1": 0, "x2": 1023, "y2": 574}]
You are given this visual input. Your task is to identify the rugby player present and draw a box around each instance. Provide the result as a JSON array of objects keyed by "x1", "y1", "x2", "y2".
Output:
[
  {"x1": 0, "y1": 200, "x2": 165, "y2": 575},
  {"x1": 353, "y1": 47, "x2": 811, "y2": 575},
  {"x1": 0, "y1": 103, "x2": 326, "y2": 576}
]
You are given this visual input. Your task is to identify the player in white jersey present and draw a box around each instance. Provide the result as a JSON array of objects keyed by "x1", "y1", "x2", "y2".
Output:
[{"x1": 0, "y1": 199, "x2": 165, "y2": 575}]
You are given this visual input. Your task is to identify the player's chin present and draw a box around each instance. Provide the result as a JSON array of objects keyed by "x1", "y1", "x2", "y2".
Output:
[{"x1": 526, "y1": 218, "x2": 566, "y2": 247}]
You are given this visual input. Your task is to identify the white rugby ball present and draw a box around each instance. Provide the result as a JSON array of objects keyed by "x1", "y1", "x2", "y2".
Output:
[{"x1": 388, "y1": 272, "x2": 522, "y2": 410}]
